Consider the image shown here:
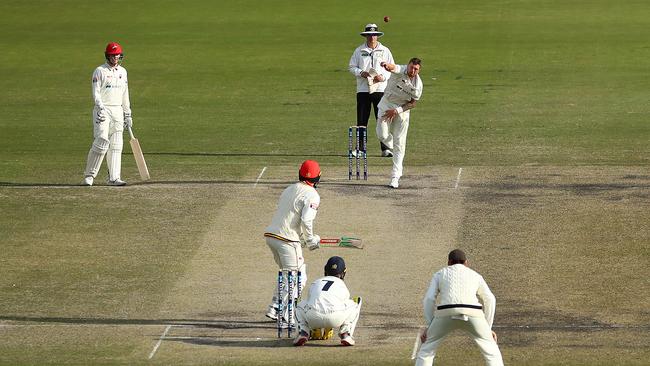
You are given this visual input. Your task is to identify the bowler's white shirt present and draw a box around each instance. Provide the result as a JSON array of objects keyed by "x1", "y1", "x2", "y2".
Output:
[
  {"x1": 303, "y1": 276, "x2": 353, "y2": 313},
  {"x1": 265, "y1": 182, "x2": 320, "y2": 243},
  {"x1": 349, "y1": 42, "x2": 394, "y2": 93},
  {"x1": 383, "y1": 64, "x2": 423, "y2": 106},
  {"x1": 92, "y1": 63, "x2": 131, "y2": 113},
  {"x1": 423, "y1": 264, "x2": 496, "y2": 327}
]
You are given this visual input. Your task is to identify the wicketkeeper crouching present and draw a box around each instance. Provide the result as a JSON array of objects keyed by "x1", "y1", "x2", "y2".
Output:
[{"x1": 293, "y1": 256, "x2": 362, "y2": 347}]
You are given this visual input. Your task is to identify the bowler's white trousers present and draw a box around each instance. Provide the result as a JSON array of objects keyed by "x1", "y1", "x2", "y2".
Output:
[
  {"x1": 415, "y1": 315, "x2": 504, "y2": 366},
  {"x1": 376, "y1": 99, "x2": 409, "y2": 179}
]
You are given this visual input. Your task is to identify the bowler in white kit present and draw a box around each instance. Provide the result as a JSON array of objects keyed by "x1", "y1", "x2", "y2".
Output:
[
  {"x1": 415, "y1": 249, "x2": 504, "y2": 366},
  {"x1": 264, "y1": 160, "x2": 322, "y2": 322},
  {"x1": 377, "y1": 58, "x2": 423, "y2": 188},
  {"x1": 82, "y1": 42, "x2": 133, "y2": 186},
  {"x1": 293, "y1": 256, "x2": 361, "y2": 347}
]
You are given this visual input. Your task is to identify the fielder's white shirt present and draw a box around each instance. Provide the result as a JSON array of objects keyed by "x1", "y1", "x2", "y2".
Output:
[
  {"x1": 423, "y1": 264, "x2": 496, "y2": 327},
  {"x1": 348, "y1": 42, "x2": 394, "y2": 93},
  {"x1": 265, "y1": 182, "x2": 320, "y2": 243},
  {"x1": 303, "y1": 276, "x2": 353, "y2": 313},
  {"x1": 92, "y1": 63, "x2": 131, "y2": 113},
  {"x1": 383, "y1": 64, "x2": 423, "y2": 107}
]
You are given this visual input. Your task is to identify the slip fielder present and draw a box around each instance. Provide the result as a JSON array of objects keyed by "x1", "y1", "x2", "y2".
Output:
[{"x1": 415, "y1": 249, "x2": 504, "y2": 366}]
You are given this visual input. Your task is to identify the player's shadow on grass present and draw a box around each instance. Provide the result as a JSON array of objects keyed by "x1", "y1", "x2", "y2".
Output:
[
  {"x1": 0, "y1": 180, "x2": 291, "y2": 187},
  {"x1": 147, "y1": 152, "x2": 346, "y2": 158},
  {"x1": 0, "y1": 182, "x2": 86, "y2": 187},
  {"x1": 0, "y1": 315, "x2": 271, "y2": 328},
  {"x1": 167, "y1": 336, "x2": 341, "y2": 348},
  {"x1": 0, "y1": 180, "x2": 394, "y2": 188}
]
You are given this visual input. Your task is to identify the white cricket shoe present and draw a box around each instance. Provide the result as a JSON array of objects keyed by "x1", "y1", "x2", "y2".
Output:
[
  {"x1": 340, "y1": 333, "x2": 355, "y2": 346},
  {"x1": 107, "y1": 178, "x2": 127, "y2": 186},
  {"x1": 265, "y1": 305, "x2": 278, "y2": 321},
  {"x1": 82, "y1": 176, "x2": 94, "y2": 186},
  {"x1": 381, "y1": 149, "x2": 393, "y2": 157},
  {"x1": 350, "y1": 150, "x2": 358, "y2": 158},
  {"x1": 389, "y1": 177, "x2": 399, "y2": 189}
]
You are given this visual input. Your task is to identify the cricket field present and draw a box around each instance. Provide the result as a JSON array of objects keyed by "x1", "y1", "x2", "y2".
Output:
[{"x1": 0, "y1": 1, "x2": 648, "y2": 365}]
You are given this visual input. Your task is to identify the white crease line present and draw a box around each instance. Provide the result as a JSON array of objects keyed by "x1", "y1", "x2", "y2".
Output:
[
  {"x1": 253, "y1": 167, "x2": 267, "y2": 187},
  {"x1": 454, "y1": 167, "x2": 463, "y2": 189},
  {"x1": 148, "y1": 324, "x2": 172, "y2": 360}
]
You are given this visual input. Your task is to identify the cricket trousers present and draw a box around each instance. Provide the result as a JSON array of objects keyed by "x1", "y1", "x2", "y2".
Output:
[
  {"x1": 357, "y1": 92, "x2": 389, "y2": 152},
  {"x1": 84, "y1": 105, "x2": 124, "y2": 180},
  {"x1": 295, "y1": 300, "x2": 361, "y2": 337},
  {"x1": 265, "y1": 236, "x2": 306, "y2": 317},
  {"x1": 415, "y1": 315, "x2": 504, "y2": 366},
  {"x1": 376, "y1": 99, "x2": 410, "y2": 180}
]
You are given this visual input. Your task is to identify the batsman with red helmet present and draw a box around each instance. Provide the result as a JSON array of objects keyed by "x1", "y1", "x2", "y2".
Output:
[
  {"x1": 264, "y1": 160, "x2": 322, "y2": 322},
  {"x1": 82, "y1": 42, "x2": 133, "y2": 186}
]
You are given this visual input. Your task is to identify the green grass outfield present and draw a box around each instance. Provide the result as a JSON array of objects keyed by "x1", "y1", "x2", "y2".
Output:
[{"x1": 1, "y1": 1, "x2": 649, "y2": 365}]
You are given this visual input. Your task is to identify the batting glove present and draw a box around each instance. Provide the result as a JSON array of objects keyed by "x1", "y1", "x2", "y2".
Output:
[
  {"x1": 124, "y1": 113, "x2": 133, "y2": 129},
  {"x1": 307, "y1": 234, "x2": 321, "y2": 251},
  {"x1": 95, "y1": 108, "x2": 107, "y2": 123}
]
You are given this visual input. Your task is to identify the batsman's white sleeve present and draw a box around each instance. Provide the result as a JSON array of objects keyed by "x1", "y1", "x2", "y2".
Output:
[
  {"x1": 92, "y1": 68, "x2": 104, "y2": 109},
  {"x1": 300, "y1": 194, "x2": 320, "y2": 244},
  {"x1": 122, "y1": 70, "x2": 131, "y2": 115},
  {"x1": 422, "y1": 273, "x2": 440, "y2": 325},
  {"x1": 477, "y1": 276, "x2": 496, "y2": 328}
]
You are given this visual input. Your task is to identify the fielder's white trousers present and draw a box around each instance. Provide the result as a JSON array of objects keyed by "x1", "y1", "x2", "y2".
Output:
[
  {"x1": 415, "y1": 315, "x2": 504, "y2": 366},
  {"x1": 295, "y1": 300, "x2": 360, "y2": 337},
  {"x1": 376, "y1": 99, "x2": 410, "y2": 179},
  {"x1": 265, "y1": 237, "x2": 306, "y2": 313}
]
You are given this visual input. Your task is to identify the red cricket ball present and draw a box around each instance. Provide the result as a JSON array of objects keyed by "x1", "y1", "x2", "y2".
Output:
[{"x1": 384, "y1": 16, "x2": 390, "y2": 23}]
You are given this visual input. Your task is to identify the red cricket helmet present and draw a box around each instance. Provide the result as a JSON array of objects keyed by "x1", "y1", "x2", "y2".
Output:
[
  {"x1": 299, "y1": 160, "x2": 321, "y2": 187},
  {"x1": 105, "y1": 42, "x2": 123, "y2": 55}
]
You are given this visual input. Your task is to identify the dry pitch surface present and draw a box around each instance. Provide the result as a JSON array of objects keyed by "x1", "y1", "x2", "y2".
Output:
[{"x1": 1, "y1": 165, "x2": 649, "y2": 365}]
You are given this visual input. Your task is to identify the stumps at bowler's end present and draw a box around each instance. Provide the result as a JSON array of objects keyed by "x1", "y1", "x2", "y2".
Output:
[{"x1": 348, "y1": 126, "x2": 368, "y2": 180}]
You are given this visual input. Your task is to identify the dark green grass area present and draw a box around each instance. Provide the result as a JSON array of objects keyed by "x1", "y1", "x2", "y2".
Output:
[
  {"x1": 0, "y1": 1, "x2": 649, "y2": 365},
  {"x1": 1, "y1": 0, "x2": 649, "y2": 185},
  {"x1": 0, "y1": 187, "x2": 226, "y2": 318}
]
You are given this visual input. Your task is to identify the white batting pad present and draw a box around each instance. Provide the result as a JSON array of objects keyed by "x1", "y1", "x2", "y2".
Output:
[
  {"x1": 84, "y1": 138, "x2": 109, "y2": 177},
  {"x1": 107, "y1": 132, "x2": 124, "y2": 181}
]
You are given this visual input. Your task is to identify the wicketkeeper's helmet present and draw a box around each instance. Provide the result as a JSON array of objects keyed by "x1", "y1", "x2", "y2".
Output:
[
  {"x1": 105, "y1": 42, "x2": 124, "y2": 61},
  {"x1": 299, "y1": 160, "x2": 321, "y2": 187},
  {"x1": 324, "y1": 256, "x2": 346, "y2": 277}
]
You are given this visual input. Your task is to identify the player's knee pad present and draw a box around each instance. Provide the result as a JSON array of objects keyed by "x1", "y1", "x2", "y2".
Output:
[{"x1": 91, "y1": 137, "x2": 110, "y2": 154}]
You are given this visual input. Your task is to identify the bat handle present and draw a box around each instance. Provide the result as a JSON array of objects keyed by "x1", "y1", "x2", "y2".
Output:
[{"x1": 127, "y1": 126, "x2": 135, "y2": 139}]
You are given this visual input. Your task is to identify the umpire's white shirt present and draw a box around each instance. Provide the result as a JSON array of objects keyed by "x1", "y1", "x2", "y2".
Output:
[
  {"x1": 265, "y1": 182, "x2": 320, "y2": 243},
  {"x1": 348, "y1": 42, "x2": 394, "y2": 93},
  {"x1": 423, "y1": 264, "x2": 496, "y2": 327},
  {"x1": 92, "y1": 63, "x2": 131, "y2": 113}
]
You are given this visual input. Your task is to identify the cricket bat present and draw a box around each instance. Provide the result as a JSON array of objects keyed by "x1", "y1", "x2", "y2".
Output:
[
  {"x1": 128, "y1": 127, "x2": 150, "y2": 180},
  {"x1": 319, "y1": 237, "x2": 363, "y2": 249},
  {"x1": 410, "y1": 326, "x2": 427, "y2": 360}
]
